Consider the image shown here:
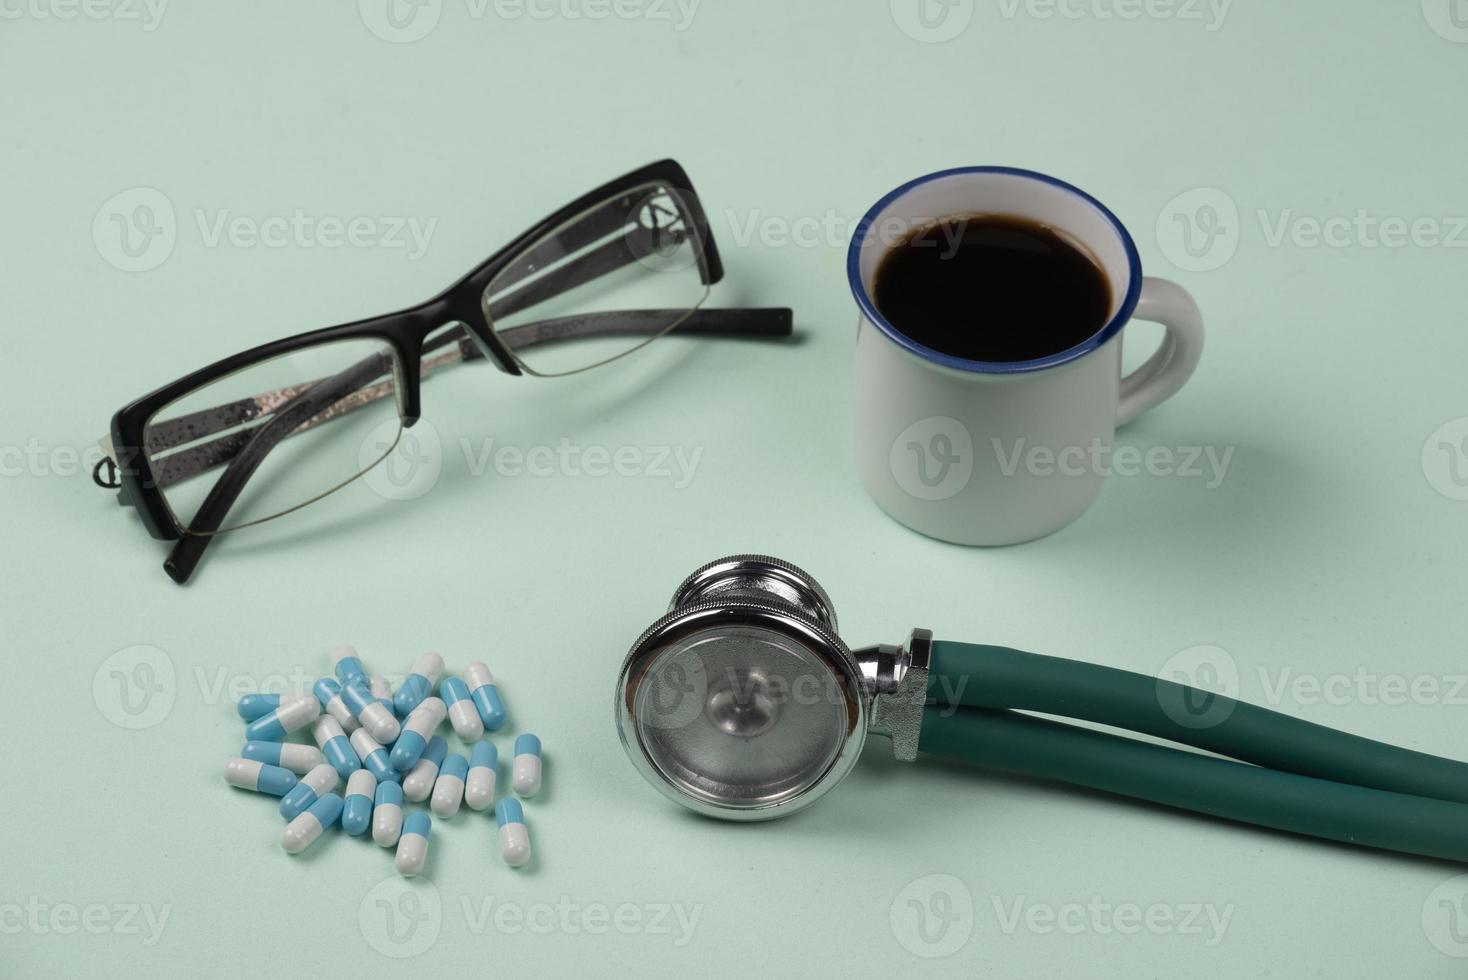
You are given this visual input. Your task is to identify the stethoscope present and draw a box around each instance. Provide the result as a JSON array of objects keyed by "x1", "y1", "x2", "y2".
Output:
[{"x1": 614, "y1": 555, "x2": 1468, "y2": 863}]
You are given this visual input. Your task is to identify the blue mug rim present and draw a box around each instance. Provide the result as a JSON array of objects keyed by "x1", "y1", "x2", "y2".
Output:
[{"x1": 846, "y1": 166, "x2": 1144, "y2": 375}]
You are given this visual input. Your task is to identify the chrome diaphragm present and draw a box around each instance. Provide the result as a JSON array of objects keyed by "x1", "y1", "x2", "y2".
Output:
[{"x1": 614, "y1": 555, "x2": 929, "y2": 820}]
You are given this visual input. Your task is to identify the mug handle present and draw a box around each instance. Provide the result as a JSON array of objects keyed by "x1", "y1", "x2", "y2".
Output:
[{"x1": 1117, "y1": 277, "x2": 1205, "y2": 426}]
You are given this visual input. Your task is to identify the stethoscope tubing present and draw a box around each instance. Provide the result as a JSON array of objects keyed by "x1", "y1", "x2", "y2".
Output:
[
  {"x1": 920, "y1": 704, "x2": 1468, "y2": 863},
  {"x1": 922, "y1": 642, "x2": 1468, "y2": 862},
  {"x1": 928, "y1": 641, "x2": 1468, "y2": 803}
]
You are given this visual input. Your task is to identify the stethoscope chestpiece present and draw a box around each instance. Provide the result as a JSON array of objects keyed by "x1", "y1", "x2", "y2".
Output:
[{"x1": 614, "y1": 555, "x2": 869, "y2": 821}]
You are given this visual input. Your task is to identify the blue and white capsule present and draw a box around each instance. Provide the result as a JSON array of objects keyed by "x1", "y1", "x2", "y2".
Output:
[
  {"x1": 393, "y1": 652, "x2": 444, "y2": 718},
  {"x1": 342, "y1": 769, "x2": 377, "y2": 837},
  {"x1": 390, "y1": 696, "x2": 446, "y2": 772},
  {"x1": 332, "y1": 643, "x2": 367, "y2": 687},
  {"x1": 282, "y1": 792, "x2": 343, "y2": 854},
  {"x1": 439, "y1": 676, "x2": 483, "y2": 741},
  {"x1": 236, "y1": 693, "x2": 282, "y2": 722},
  {"x1": 402, "y1": 736, "x2": 447, "y2": 802},
  {"x1": 243, "y1": 693, "x2": 320, "y2": 742},
  {"x1": 373, "y1": 781, "x2": 405, "y2": 847},
  {"x1": 431, "y1": 753, "x2": 468, "y2": 819},
  {"x1": 341, "y1": 678, "x2": 400, "y2": 745},
  {"x1": 462, "y1": 661, "x2": 507, "y2": 731},
  {"x1": 312, "y1": 678, "x2": 360, "y2": 734},
  {"x1": 223, "y1": 757, "x2": 297, "y2": 797},
  {"x1": 241, "y1": 740, "x2": 324, "y2": 776},
  {"x1": 312, "y1": 715, "x2": 361, "y2": 780},
  {"x1": 511, "y1": 734, "x2": 542, "y2": 797},
  {"x1": 279, "y1": 763, "x2": 339, "y2": 821},
  {"x1": 350, "y1": 728, "x2": 400, "y2": 785},
  {"x1": 464, "y1": 741, "x2": 498, "y2": 811},
  {"x1": 495, "y1": 798, "x2": 531, "y2": 867},
  {"x1": 395, "y1": 811, "x2": 431, "y2": 877}
]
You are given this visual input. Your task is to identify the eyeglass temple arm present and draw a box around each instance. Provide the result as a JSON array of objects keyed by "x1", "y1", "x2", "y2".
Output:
[
  {"x1": 496, "y1": 306, "x2": 791, "y2": 349},
  {"x1": 162, "y1": 351, "x2": 395, "y2": 584},
  {"x1": 140, "y1": 332, "x2": 479, "y2": 491},
  {"x1": 131, "y1": 308, "x2": 791, "y2": 493}
]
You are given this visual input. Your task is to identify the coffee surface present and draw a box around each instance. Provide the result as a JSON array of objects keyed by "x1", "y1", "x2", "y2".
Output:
[{"x1": 873, "y1": 215, "x2": 1112, "y2": 363}]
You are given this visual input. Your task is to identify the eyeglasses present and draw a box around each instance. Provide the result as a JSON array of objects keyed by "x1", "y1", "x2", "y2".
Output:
[{"x1": 94, "y1": 159, "x2": 791, "y2": 585}]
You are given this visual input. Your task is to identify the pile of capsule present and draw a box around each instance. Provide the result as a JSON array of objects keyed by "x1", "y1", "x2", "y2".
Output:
[{"x1": 221, "y1": 645, "x2": 542, "y2": 877}]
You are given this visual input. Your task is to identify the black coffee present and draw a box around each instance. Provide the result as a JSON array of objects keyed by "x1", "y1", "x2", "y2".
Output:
[{"x1": 872, "y1": 215, "x2": 1111, "y2": 363}]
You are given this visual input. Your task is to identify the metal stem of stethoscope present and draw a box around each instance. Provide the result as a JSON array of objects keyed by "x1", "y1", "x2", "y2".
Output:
[{"x1": 614, "y1": 555, "x2": 1468, "y2": 863}]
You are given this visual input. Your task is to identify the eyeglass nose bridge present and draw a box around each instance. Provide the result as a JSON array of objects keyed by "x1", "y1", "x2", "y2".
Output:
[
  {"x1": 466, "y1": 295, "x2": 521, "y2": 376},
  {"x1": 383, "y1": 302, "x2": 517, "y2": 422},
  {"x1": 417, "y1": 291, "x2": 521, "y2": 379}
]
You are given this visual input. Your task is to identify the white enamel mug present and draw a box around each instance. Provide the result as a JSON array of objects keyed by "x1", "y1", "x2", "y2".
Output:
[{"x1": 848, "y1": 167, "x2": 1205, "y2": 545}]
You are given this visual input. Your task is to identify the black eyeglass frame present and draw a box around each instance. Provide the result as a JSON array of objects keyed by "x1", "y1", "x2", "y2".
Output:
[{"x1": 102, "y1": 158, "x2": 790, "y2": 582}]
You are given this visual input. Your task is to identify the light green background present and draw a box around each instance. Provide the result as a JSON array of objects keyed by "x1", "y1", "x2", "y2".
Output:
[{"x1": 4, "y1": 1, "x2": 1468, "y2": 976}]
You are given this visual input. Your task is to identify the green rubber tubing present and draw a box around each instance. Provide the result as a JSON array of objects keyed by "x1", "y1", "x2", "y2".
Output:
[
  {"x1": 920, "y1": 704, "x2": 1468, "y2": 863},
  {"x1": 928, "y1": 641, "x2": 1468, "y2": 805}
]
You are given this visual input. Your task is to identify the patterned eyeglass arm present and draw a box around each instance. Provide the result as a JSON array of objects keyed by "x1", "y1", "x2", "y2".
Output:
[{"x1": 142, "y1": 334, "x2": 479, "y2": 491}]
